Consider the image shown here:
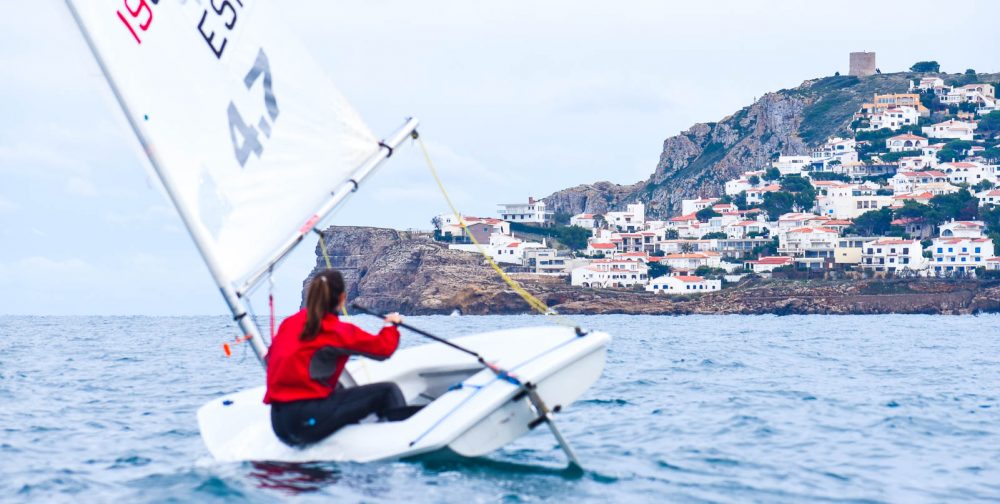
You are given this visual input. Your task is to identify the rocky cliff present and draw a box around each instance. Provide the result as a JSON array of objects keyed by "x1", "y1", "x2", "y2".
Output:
[
  {"x1": 306, "y1": 226, "x2": 1000, "y2": 316},
  {"x1": 545, "y1": 71, "x2": 1000, "y2": 218}
]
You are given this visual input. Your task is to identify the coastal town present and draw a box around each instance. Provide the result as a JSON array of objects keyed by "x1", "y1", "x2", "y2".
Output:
[{"x1": 431, "y1": 72, "x2": 1000, "y2": 295}]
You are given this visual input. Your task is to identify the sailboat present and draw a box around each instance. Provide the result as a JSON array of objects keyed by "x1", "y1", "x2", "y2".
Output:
[{"x1": 65, "y1": 1, "x2": 609, "y2": 467}]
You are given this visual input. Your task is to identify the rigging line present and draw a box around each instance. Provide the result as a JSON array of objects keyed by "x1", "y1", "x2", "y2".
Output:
[
  {"x1": 314, "y1": 228, "x2": 351, "y2": 319},
  {"x1": 415, "y1": 135, "x2": 575, "y2": 326}
]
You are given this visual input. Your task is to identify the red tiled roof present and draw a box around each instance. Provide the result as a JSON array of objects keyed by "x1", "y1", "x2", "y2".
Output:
[
  {"x1": 888, "y1": 133, "x2": 927, "y2": 141},
  {"x1": 748, "y1": 256, "x2": 793, "y2": 265},
  {"x1": 672, "y1": 275, "x2": 708, "y2": 283},
  {"x1": 788, "y1": 227, "x2": 838, "y2": 234}
]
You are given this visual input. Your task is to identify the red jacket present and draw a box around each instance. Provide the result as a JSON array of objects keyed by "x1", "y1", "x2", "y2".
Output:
[{"x1": 263, "y1": 310, "x2": 400, "y2": 404}]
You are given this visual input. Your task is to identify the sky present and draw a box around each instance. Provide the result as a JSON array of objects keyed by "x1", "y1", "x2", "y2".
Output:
[{"x1": 1, "y1": 0, "x2": 999, "y2": 316}]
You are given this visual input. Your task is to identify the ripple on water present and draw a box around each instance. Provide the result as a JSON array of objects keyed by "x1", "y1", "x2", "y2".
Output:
[{"x1": 1, "y1": 314, "x2": 999, "y2": 502}]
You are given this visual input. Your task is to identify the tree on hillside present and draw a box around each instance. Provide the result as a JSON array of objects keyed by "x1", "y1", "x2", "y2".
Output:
[
  {"x1": 978, "y1": 111, "x2": 1000, "y2": 138},
  {"x1": 733, "y1": 191, "x2": 749, "y2": 211},
  {"x1": 696, "y1": 207, "x2": 721, "y2": 222},
  {"x1": 920, "y1": 90, "x2": 942, "y2": 111},
  {"x1": 809, "y1": 172, "x2": 851, "y2": 182},
  {"x1": 780, "y1": 174, "x2": 811, "y2": 193},
  {"x1": 965, "y1": 68, "x2": 977, "y2": 76},
  {"x1": 983, "y1": 148, "x2": 1000, "y2": 163},
  {"x1": 852, "y1": 208, "x2": 894, "y2": 236},
  {"x1": 555, "y1": 225, "x2": 591, "y2": 250},
  {"x1": 910, "y1": 61, "x2": 940, "y2": 73},
  {"x1": 937, "y1": 148, "x2": 961, "y2": 162},
  {"x1": 980, "y1": 205, "x2": 1000, "y2": 232},
  {"x1": 748, "y1": 175, "x2": 760, "y2": 186},
  {"x1": 648, "y1": 261, "x2": 670, "y2": 279},
  {"x1": 664, "y1": 229, "x2": 679, "y2": 239},
  {"x1": 894, "y1": 200, "x2": 942, "y2": 227},
  {"x1": 973, "y1": 180, "x2": 995, "y2": 192},
  {"x1": 780, "y1": 175, "x2": 817, "y2": 211},
  {"x1": 762, "y1": 167, "x2": 781, "y2": 182},
  {"x1": 701, "y1": 232, "x2": 728, "y2": 240},
  {"x1": 929, "y1": 189, "x2": 979, "y2": 222},
  {"x1": 761, "y1": 191, "x2": 795, "y2": 220}
]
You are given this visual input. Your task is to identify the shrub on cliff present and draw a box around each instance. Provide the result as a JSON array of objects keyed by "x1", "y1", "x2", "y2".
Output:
[
  {"x1": 696, "y1": 207, "x2": 721, "y2": 222},
  {"x1": 554, "y1": 225, "x2": 591, "y2": 250},
  {"x1": 851, "y1": 208, "x2": 894, "y2": 236},
  {"x1": 978, "y1": 111, "x2": 1000, "y2": 138},
  {"x1": 910, "y1": 61, "x2": 941, "y2": 73}
]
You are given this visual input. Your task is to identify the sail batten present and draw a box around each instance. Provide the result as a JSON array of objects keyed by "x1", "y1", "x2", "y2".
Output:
[{"x1": 67, "y1": 0, "x2": 383, "y2": 287}]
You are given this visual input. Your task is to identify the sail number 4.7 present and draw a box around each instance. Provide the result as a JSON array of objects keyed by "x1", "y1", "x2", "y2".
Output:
[{"x1": 228, "y1": 49, "x2": 280, "y2": 168}]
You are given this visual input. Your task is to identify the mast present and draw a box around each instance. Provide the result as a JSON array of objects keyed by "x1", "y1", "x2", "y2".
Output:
[{"x1": 237, "y1": 118, "x2": 419, "y2": 297}]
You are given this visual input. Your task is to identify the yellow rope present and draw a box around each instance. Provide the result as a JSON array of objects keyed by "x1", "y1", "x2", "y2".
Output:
[
  {"x1": 416, "y1": 136, "x2": 573, "y2": 326},
  {"x1": 317, "y1": 230, "x2": 350, "y2": 319}
]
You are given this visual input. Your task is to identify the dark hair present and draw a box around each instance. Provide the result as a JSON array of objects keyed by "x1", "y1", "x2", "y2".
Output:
[{"x1": 301, "y1": 270, "x2": 346, "y2": 341}]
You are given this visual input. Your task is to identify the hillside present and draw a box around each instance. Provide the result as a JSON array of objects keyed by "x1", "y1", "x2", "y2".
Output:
[
  {"x1": 545, "y1": 71, "x2": 1000, "y2": 218},
  {"x1": 306, "y1": 226, "x2": 1000, "y2": 315}
]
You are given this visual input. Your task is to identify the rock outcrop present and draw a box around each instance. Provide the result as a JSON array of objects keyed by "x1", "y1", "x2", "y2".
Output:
[
  {"x1": 544, "y1": 71, "x2": 1000, "y2": 218},
  {"x1": 306, "y1": 226, "x2": 1000, "y2": 316}
]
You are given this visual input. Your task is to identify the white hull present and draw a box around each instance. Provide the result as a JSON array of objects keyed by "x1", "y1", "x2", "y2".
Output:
[{"x1": 198, "y1": 326, "x2": 610, "y2": 463}]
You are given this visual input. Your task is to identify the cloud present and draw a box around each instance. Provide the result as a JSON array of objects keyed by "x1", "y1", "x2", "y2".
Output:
[
  {"x1": 0, "y1": 256, "x2": 99, "y2": 288},
  {"x1": 66, "y1": 176, "x2": 98, "y2": 197},
  {"x1": 0, "y1": 195, "x2": 16, "y2": 214},
  {"x1": 105, "y1": 204, "x2": 174, "y2": 225}
]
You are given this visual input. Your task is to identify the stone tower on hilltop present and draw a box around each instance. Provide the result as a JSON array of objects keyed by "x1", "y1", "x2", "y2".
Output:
[{"x1": 849, "y1": 52, "x2": 876, "y2": 77}]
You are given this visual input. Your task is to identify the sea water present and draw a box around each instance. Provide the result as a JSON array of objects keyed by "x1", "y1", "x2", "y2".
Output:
[{"x1": 1, "y1": 314, "x2": 998, "y2": 503}]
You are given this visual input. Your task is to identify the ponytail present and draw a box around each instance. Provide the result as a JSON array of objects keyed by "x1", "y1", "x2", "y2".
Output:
[{"x1": 301, "y1": 270, "x2": 346, "y2": 341}]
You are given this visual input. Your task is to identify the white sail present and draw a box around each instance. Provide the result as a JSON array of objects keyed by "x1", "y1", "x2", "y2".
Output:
[{"x1": 67, "y1": 0, "x2": 380, "y2": 285}]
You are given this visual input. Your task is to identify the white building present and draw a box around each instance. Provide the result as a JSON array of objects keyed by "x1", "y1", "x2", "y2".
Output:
[
  {"x1": 585, "y1": 241, "x2": 617, "y2": 257},
  {"x1": 861, "y1": 238, "x2": 927, "y2": 274},
  {"x1": 604, "y1": 203, "x2": 646, "y2": 232},
  {"x1": 779, "y1": 227, "x2": 839, "y2": 257},
  {"x1": 571, "y1": 259, "x2": 648, "y2": 288},
  {"x1": 433, "y1": 214, "x2": 510, "y2": 243},
  {"x1": 745, "y1": 184, "x2": 781, "y2": 205},
  {"x1": 922, "y1": 119, "x2": 977, "y2": 141},
  {"x1": 941, "y1": 84, "x2": 996, "y2": 106},
  {"x1": 680, "y1": 198, "x2": 719, "y2": 217},
  {"x1": 864, "y1": 106, "x2": 920, "y2": 132},
  {"x1": 497, "y1": 197, "x2": 553, "y2": 226},
  {"x1": 885, "y1": 133, "x2": 929, "y2": 153},
  {"x1": 812, "y1": 137, "x2": 858, "y2": 169},
  {"x1": 725, "y1": 170, "x2": 764, "y2": 196},
  {"x1": 449, "y1": 233, "x2": 545, "y2": 265},
  {"x1": 646, "y1": 275, "x2": 721, "y2": 295},
  {"x1": 940, "y1": 161, "x2": 996, "y2": 186},
  {"x1": 898, "y1": 156, "x2": 935, "y2": 171},
  {"x1": 744, "y1": 256, "x2": 795, "y2": 273},
  {"x1": 522, "y1": 247, "x2": 568, "y2": 275},
  {"x1": 939, "y1": 220, "x2": 986, "y2": 238},
  {"x1": 570, "y1": 213, "x2": 598, "y2": 229},
  {"x1": 725, "y1": 219, "x2": 771, "y2": 239},
  {"x1": 659, "y1": 252, "x2": 722, "y2": 271},
  {"x1": 773, "y1": 155, "x2": 813, "y2": 175},
  {"x1": 930, "y1": 237, "x2": 995, "y2": 275},
  {"x1": 818, "y1": 186, "x2": 893, "y2": 219},
  {"x1": 910, "y1": 77, "x2": 946, "y2": 93},
  {"x1": 977, "y1": 189, "x2": 1000, "y2": 207},
  {"x1": 890, "y1": 170, "x2": 949, "y2": 193}
]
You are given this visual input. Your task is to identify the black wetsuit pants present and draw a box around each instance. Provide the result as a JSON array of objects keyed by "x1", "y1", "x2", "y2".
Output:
[{"x1": 270, "y1": 382, "x2": 407, "y2": 447}]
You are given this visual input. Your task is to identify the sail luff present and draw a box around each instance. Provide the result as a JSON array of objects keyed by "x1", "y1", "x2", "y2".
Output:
[
  {"x1": 64, "y1": 0, "x2": 269, "y2": 364},
  {"x1": 236, "y1": 118, "x2": 420, "y2": 296}
]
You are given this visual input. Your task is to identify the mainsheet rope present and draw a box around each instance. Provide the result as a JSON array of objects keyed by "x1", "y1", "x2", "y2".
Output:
[{"x1": 414, "y1": 134, "x2": 575, "y2": 328}]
